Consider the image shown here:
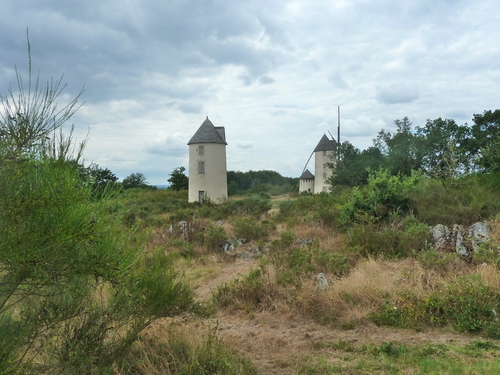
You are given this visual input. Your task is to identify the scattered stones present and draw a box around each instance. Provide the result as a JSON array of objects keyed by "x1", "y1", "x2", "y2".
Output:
[
  {"x1": 296, "y1": 238, "x2": 314, "y2": 246},
  {"x1": 222, "y1": 239, "x2": 244, "y2": 253},
  {"x1": 221, "y1": 239, "x2": 270, "y2": 259}
]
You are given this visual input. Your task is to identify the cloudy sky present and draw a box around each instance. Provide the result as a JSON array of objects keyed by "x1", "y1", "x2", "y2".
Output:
[{"x1": 1, "y1": 0, "x2": 499, "y2": 184}]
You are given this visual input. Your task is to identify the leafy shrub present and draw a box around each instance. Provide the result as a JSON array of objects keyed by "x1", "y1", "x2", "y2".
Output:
[
  {"x1": 371, "y1": 274, "x2": 500, "y2": 336},
  {"x1": 346, "y1": 217, "x2": 430, "y2": 258},
  {"x1": 223, "y1": 195, "x2": 272, "y2": 217},
  {"x1": 214, "y1": 265, "x2": 280, "y2": 312},
  {"x1": 338, "y1": 168, "x2": 423, "y2": 225},
  {"x1": 277, "y1": 193, "x2": 344, "y2": 227},
  {"x1": 233, "y1": 217, "x2": 269, "y2": 240},
  {"x1": 426, "y1": 275, "x2": 500, "y2": 333},
  {"x1": 198, "y1": 224, "x2": 227, "y2": 252},
  {"x1": 411, "y1": 173, "x2": 500, "y2": 226}
]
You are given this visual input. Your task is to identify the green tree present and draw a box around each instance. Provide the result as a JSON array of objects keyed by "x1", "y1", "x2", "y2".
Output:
[
  {"x1": 87, "y1": 163, "x2": 119, "y2": 197},
  {"x1": 480, "y1": 133, "x2": 500, "y2": 173},
  {"x1": 0, "y1": 39, "x2": 200, "y2": 374},
  {"x1": 374, "y1": 117, "x2": 423, "y2": 176},
  {"x1": 122, "y1": 172, "x2": 149, "y2": 189},
  {"x1": 168, "y1": 166, "x2": 189, "y2": 191},
  {"x1": 416, "y1": 117, "x2": 471, "y2": 181},
  {"x1": 465, "y1": 109, "x2": 500, "y2": 172},
  {"x1": 328, "y1": 142, "x2": 385, "y2": 188}
]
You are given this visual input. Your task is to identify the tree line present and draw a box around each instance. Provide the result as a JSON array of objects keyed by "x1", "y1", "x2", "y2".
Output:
[
  {"x1": 328, "y1": 111, "x2": 500, "y2": 188},
  {"x1": 167, "y1": 167, "x2": 299, "y2": 195}
]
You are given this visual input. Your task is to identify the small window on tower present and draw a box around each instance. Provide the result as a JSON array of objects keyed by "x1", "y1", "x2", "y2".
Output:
[
  {"x1": 198, "y1": 161, "x2": 205, "y2": 174},
  {"x1": 198, "y1": 145, "x2": 204, "y2": 155},
  {"x1": 323, "y1": 150, "x2": 327, "y2": 156}
]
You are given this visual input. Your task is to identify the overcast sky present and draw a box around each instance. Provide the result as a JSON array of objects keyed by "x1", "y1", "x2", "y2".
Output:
[{"x1": 1, "y1": 0, "x2": 499, "y2": 184}]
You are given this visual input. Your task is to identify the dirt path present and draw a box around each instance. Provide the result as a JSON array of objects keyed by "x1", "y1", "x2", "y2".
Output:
[{"x1": 194, "y1": 257, "x2": 476, "y2": 374}]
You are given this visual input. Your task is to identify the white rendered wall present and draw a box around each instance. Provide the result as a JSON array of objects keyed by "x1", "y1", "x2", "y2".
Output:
[
  {"x1": 299, "y1": 178, "x2": 315, "y2": 194},
  {"x1": 314, "y1": 150, "x2": 334, "y2": 193},
  {"x1": 188, "y1": 143, "x2": 227, "y2": 203}
]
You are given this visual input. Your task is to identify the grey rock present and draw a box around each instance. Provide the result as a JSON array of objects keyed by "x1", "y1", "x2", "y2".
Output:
[
  {"x1": 296, "y1": 238, "x2": 314, "y2": 246},
  {"x1": 431, "y1": 224, "x2": 450, "y2": 250},
  {"x1": 431, "y1": 222, "x2": 490, "y2": 256},
  {"x1": 316, "y1": 273, "x2": 329, "y2": 290},
  {"x1": 468, "y1": 222, "x2": 489, "y2": 251}
]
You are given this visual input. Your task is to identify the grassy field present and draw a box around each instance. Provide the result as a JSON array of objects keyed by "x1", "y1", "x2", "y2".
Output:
[{"x1": 102, "y1": 173, "x2": 500, "y2": 373}]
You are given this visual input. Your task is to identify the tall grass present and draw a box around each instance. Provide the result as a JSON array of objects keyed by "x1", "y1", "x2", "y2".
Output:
[{"x1": 117, "y1": 324, "x2": 257, "y2": 375}]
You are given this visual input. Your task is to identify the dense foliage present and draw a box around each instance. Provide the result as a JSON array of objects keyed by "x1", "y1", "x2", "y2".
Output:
[
  {"x1": 329, "y1": 111, "x2": 500, "y2": 188},
  {"x1": 227, "y1": 169, "x2": 298, "y2": 195},
  {"x1": 0, "y1": 47, "x2": 201, "y2": 374}
]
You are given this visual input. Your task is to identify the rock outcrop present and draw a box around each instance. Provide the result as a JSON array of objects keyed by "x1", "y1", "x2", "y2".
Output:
[{"x1": 431, "y1": 222, "x2": 490, "y2": 256}]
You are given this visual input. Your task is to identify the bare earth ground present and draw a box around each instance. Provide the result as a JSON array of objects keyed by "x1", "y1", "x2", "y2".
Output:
[{"x1": 192, "y1": 256, "x2": 475, "y2": 375}]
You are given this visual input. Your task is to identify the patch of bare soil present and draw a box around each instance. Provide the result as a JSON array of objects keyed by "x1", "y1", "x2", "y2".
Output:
[{"x1": 195, "y1": 257, "x2": 476, "y2": 375}]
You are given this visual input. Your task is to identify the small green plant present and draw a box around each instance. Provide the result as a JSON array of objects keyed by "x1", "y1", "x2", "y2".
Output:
[
  {"x1": 197, "y1": 223, "x2": 227, "y2": 252},
  {"x1": 233, "y1": 217, "x2": 269, "y2": 240}
]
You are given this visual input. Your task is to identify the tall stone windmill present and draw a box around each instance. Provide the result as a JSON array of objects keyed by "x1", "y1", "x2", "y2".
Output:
[{"x1": 187, "y1": 117, "x2": 228, "y2": 203}]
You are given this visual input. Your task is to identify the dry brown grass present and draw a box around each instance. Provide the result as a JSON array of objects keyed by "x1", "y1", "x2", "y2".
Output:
[
  {"x1": 292, "y1": 224, "x2": 330, "y2": 241},
  {"x1": 297, "y1": 257, "x2": 459, "y2": 326},
  {"x1": 488, "y1": 217, "x2": 500, "y2": 244},
  {"x1": 476, "y1": 263, "x2": 500, "y2": 292}
]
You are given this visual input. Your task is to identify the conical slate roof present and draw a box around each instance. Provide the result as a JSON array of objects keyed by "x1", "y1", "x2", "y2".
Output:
[
  {"x1": 188, "y1": 117, "x2": 227, "y2": 145},
  {"x1": 299, "y1": 169, "x2": 314, "y2": 179},
  {"x1": 313, "y1": 134, "x2": 337, "y2": 152}
]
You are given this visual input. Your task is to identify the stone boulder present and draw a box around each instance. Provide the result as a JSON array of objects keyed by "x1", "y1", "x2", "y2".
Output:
[
  {"x1": 431, "y1": 222, "x2": 490, "y2": 256},
  {"x1": 316, "y1": 273, "x2": 329, "y2": 290}
]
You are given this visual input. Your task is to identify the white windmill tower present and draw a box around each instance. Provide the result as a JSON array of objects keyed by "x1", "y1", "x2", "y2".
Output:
[{"x1": 187, "y1": 117, "x2": 228, "y2": 203}]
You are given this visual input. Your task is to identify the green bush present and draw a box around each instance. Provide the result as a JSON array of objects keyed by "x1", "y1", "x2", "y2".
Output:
[
  {"x1": 233, "y1": 217, "x2": 269, "y2": 240},
  {"x1": 410, "y1": 174, "x2": 500, "y2": 226},
  {"x1": 219, "y1": 195, "x2": 272, "y2": 218},
  {"x1": 277, "y1": 193, "x2": 344, "y2": 227},
  {"x1": 338, "y1": 168, "x2": 423, "y2": 225},
  {"x1": 214, "y1": 265, "x2": 280, "y2": 312},
  {"x1": 198, "y1": 224, "x2": 227, "y2": 252},
  {"x1": 346, "y1": 217, "x2": 430, "y2": 258},
  {"x1": 371, "y1": 275, "x2": 500, "y2": 336},
  {"x1": 426, "y1": 275, "x2": 500, "y2": 333}
]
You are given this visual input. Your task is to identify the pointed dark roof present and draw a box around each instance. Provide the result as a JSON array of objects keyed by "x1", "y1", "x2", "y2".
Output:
[
  {"x1": 188, "y1": 117, "x2": 227, "y2": 145},
  {"x1": 313, "y1": 134, "x2": 338, "y2": 152},
  {"x1": 300, "y1": 169, "x2": 314, "y2": 179}
]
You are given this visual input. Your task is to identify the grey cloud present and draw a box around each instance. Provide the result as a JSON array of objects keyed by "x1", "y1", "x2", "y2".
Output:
[
  {"x1": 329, "y1": 71, "x2": 350, "y2": 90},
  {"x1": 235, "y1": 141, "x2": 253, "y2": 150},
  {"x1": 376, "y1": 84, "x2": 419, "y2": 105},
  {"x1": 144, "y1": 134, "x2": 187, "y2": 156},
  {"x1": 259, "y1": 75, "x2": 276, "y2": 85},
  {"x1": 178, "y1": 102, "x2": 203, "y2": 114}
]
